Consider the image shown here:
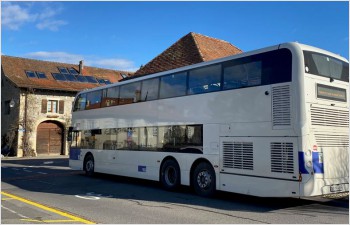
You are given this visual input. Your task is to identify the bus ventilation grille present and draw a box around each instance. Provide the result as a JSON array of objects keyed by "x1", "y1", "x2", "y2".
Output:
[
  {"x1": 271, "y1": 142, "x2": 294, "y2": 174},
  {"x1": 222, "y1": 141, "x2": 254, "y2": 170},
  {"x1": 314, "y1": 133, "x2": 349, "y2": 147},
  {"x1": 272, "y1": 85, "x2": 291, "y2": 126},
  {"x1": 311, "y1": 106, "x2": 349, "y2": 128}
]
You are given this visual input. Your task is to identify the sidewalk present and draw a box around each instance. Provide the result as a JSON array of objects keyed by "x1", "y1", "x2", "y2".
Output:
[{"x1": 1, "y1": 155, "x2": 69, "y2": 160}]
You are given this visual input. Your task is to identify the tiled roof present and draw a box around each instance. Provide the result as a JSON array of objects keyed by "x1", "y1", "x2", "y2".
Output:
[
  {"x1": 1, "y1": 55, "x2": 134, "y2": 92},
  {"x1": 134, "y1": 32, "x2": 243, "y2": 76}
]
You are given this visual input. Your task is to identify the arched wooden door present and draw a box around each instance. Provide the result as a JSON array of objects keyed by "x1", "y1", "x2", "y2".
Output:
[{"x1": 36, "y1": 121, "x2": 63, "y2": 155}]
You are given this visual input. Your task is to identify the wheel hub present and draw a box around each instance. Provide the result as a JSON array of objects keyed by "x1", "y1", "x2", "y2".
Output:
[
  {"x1": 197, "y1": 170, "x2": 211, "y2": 188},
  {"x1": 86, "y1": 160, "x2": 93, "y2": 171}
]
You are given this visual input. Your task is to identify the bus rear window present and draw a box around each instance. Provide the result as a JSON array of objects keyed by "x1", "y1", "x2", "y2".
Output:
[{"x1": 304, "y1": 51, "x2": 349, "y2": 82}]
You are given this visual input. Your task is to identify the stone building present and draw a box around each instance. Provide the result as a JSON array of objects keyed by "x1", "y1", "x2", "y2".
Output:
[{"x1": 1, "y1": 56, "x2": 132, "y2": 156}]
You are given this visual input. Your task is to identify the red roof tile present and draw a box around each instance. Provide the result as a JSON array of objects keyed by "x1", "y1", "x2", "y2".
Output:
[
  {"x1": 134, "y1": 32, "x2": 242, "y2": 76},
  {"x1": 1, "y1": 55, "x2": 134, "y2": 92}
]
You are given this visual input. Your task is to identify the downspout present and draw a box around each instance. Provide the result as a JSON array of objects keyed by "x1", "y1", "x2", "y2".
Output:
[{"x1": 22, "y1": 89, "x2": 28, "y2": 156}]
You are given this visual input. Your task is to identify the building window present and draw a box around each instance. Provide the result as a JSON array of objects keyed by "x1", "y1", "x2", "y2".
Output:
[
  {"x1": 42, "y1": 99, "x2": 65, "y2": 114},
  {"x1": 58, "y1": 67, "x2": 69, "y2": 74},
  {"x1": 25, "y1": 71, "x2": 37, "y2": 78},
  {"x1": 47, "y1": 100, "x2": 58, "y2": 113},
  {"x1": 36, "y1": 72, "x2": 47, "y2": 79}
]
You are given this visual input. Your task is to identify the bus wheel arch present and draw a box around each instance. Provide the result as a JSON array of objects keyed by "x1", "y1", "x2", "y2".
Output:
[
  {"x1": 190, "y1": 158, "x2": 216, "y2": 197},
  {"x1": 159, "y1": 156, "x2": 181, "y2": 191},
  {"x1": 83, "y1": 152, "x2": 94, "y2": 176}
]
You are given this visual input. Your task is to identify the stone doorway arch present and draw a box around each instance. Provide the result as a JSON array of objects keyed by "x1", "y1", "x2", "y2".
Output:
[{"x1": 36, "y1": 121, "x2": 63, "y2": 155}]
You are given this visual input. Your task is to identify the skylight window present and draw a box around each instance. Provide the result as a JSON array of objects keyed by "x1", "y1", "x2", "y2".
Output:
[
  {"x1": 36, "y1": 72, "x2": 47, "y2": 79},
  {"x1": 25, "y1": 71, "x2": 37, "y2": 78},
  {"x1": 85, "y1": 76, "x2": 98, "y2": 83},
  {"x1": 104, "y1": 79, "x2": 112, "y2": 84},
  {"x1": 97, "y1": 78, "x2": 106, "y2": 84},
  {"x1": 75, "y1": 75, "x2": 88, "y2": 82},
  {"x1": 65, "y1": 74, "x2": 78, "y2": 82},
  {"x1": 58, "y1": 67, "x2": 69, "y2": 74},
  {"x1": 69, "y1": 68, "x2": 79, "y2": 75},
  {"x1": 52, "y1": 73, "x2": 67, "y2": 81}
]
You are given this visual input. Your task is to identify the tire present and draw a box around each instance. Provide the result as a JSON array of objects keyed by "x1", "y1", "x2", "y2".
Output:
[
  {"x1": 160, "y1": 159, "x2": 181, "y2": 191},
  {"x1": 84, "y1": 154, "x2": 94, "y2": 176},
  {"x1": 192, "y1": 162, "x2": 216, "y2": 197}
]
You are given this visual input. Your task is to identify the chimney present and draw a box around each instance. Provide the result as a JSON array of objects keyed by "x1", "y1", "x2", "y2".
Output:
[{"x1": 79, "y1": 60, "x2": 84, "y2": 74}]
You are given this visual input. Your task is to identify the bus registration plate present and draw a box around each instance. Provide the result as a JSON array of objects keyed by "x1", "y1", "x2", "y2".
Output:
[{"x1": 330, "y1": 184, "x2": 343, "y2": 192}]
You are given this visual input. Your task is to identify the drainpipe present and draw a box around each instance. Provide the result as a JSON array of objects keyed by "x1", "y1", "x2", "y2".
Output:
[{"x1": 22, "y1": 89, "x2": 28, "y2": 156}]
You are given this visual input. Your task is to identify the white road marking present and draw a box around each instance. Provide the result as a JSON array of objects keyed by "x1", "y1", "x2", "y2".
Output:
[{"x1": 1, "y1": 205, "x2": 29, "y2": 218}]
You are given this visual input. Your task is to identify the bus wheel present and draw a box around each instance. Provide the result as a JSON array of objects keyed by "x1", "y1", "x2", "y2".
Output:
[
  {"x1": 84, "y1": 154, "x2": 95, "y2": 176},
  {"x1": 192, "y1": 162, "x2": 216, "y2": 197},
  {"x1": 160, "y1": 159, "x2": 180, "y2": 191}
]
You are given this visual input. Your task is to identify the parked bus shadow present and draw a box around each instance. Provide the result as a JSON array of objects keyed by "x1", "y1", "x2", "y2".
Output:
[
  {"x1": 84, "y1": 172, "x2": 349, "y2": 214},
  {"x1": 1, "y1": 157, "x2": 348, "y2": 215}
]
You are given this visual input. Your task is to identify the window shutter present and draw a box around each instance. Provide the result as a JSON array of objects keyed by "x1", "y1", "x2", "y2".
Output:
[
  {"x1": 59, "y1": 100, "x2": 65, "y2": 114},
  {"x1": 41, "y1": 99, "x2": 47, "y2": 113}
]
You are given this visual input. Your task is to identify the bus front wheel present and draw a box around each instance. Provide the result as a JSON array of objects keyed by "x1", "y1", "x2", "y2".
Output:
[
  {"x1": 160, "y1": 159, "x2": 180, "y2": 191},
  {"x1": 192, "y1": 162, "x2": 216, "y2": 197},
  {"x1": 84, "y1": 154, "x2": 95, "y2": 176}
]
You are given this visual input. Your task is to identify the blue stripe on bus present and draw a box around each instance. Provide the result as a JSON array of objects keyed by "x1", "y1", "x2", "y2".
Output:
[
  {"x1": 312, "y1": 152, "x2": 324, "y2": 174},
  {"x1": 298, "y1": 152, "x2": 309, "y2": 174},
  {"x1": 298, "y1": 151, "x2": 324, "y2": 174},
  {"x1": 70, "y1": 148, "x2": 81, "y2": 160}
]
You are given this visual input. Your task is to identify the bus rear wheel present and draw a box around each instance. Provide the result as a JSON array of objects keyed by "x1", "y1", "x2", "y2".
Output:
[
  {"x1": 192, "y1": 162, "x2": 216, "y2": 197},
  {"x1": 160, "y1": 159, "x2": 180, "y2": 191},
  {"x1": 84, "y1": 154, "x2": 95, "y2": 176}
]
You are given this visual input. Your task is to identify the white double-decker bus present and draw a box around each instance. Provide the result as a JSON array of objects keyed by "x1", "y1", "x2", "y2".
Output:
[{"x1": 69, "y1": 42, "x2": 349, "y2": 197}]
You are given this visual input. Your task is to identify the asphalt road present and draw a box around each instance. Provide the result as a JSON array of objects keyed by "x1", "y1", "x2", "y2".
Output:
[{"x1": 1, "y1": 156, "x2": 349, "y2": 224}]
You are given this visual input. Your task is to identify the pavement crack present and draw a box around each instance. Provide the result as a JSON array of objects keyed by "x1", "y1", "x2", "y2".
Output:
[
  {"x1": 127, "y1": 199, "x2": 172, "y2": 209},
  {"x1": 166, "y1": 203, "x2": 269, "y2": 224}
]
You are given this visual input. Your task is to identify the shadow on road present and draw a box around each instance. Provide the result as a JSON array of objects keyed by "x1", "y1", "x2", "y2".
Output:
[{"x1": 2, "y1": 156, "x2": 349, "y2": 215}]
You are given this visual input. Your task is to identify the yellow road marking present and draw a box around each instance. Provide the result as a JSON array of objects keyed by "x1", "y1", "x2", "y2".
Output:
[
  {"x1": 1, "y1": 191, "x2": 95, "y2": 224},
  {"x1": 21, "y1": 219, "x2": 76, "y2": 223},
  {"x1": 1, "y1": 197, "x2": 14, "y2": 201}
]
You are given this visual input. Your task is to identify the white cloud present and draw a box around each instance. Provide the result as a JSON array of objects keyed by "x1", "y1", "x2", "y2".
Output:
[
  {"x1": 24, "y1": 51, "x2": 137, "y2": 72},
  {"x1": 1, "y1": 2, "x2": 67, "y2": 31},
  {"x1": 1, "y1": 2, "x2": 36, "y2": 30},
  {"x1": 25, "y1": 51, "x2": 84, "y2": 64},
  {"x1": 93, "y1": 59, "x2": 138, "y2": 71},
  {"x1": 36, "y1": 20, "x2": 68, "y2": 31}
]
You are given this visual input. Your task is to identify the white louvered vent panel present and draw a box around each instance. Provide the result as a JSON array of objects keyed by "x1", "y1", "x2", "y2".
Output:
[
  {"x1": 311, "y1": 106, "x2": 349, "y2": 128},
  {"x1": 271, "y1": 142, "x2": 294, "y2": 174},
  {"x1": 272, "y1": 86, "x2": 291, "y2": 126},
  {"x1": 222, "y1": 141, "x2": 253, "y2": 170},
  {"x1": 314, "y1": 133, "x2": 349, "y2": 147}
]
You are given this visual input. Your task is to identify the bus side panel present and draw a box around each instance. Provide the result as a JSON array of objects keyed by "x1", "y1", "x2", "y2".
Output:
[
  {"x1": 218, "y1": 137, "x2": 300, "y2": 197},
  {"x1": 219, "y1": 173, "x2": 299, "y2": 197},
  {"x1": 69, "y1": 147, "x2": 83, "y2": 170}
]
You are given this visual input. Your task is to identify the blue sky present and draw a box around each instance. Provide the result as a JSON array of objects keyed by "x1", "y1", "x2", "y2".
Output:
[{"x1": 1, "y1": 1, "x2": 349, "y2": 72}]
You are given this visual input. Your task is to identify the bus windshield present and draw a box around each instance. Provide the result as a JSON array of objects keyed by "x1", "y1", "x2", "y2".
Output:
[{"x1": 304, "y1": 51, "x2": 349, "y2": 82}]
